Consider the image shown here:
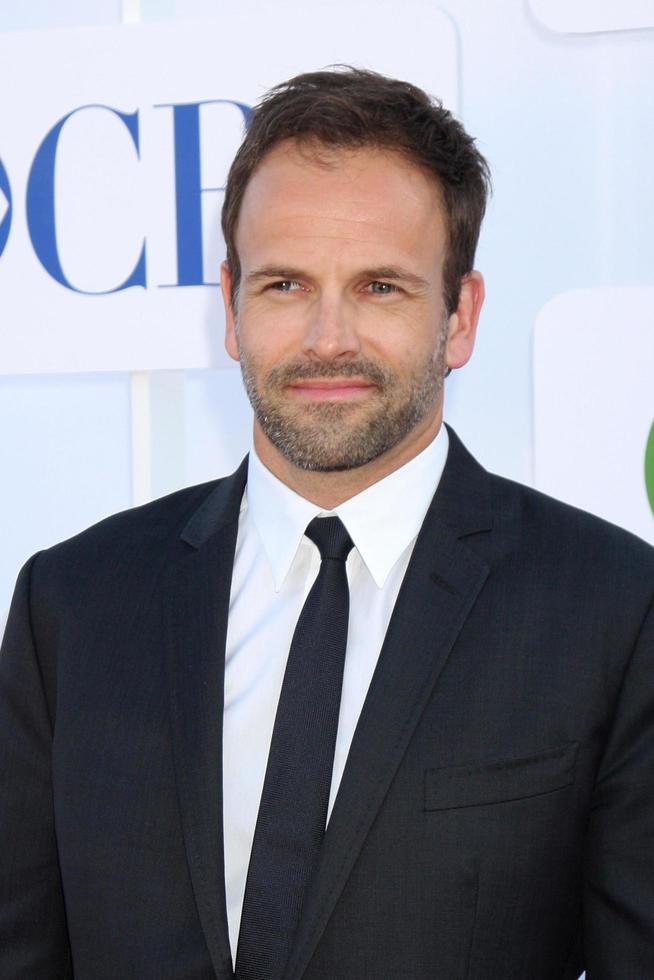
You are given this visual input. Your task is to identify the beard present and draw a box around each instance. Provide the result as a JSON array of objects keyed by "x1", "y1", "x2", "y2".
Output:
[{"x1": 236, "y1": 326, "x2": 448, "y2": 472}]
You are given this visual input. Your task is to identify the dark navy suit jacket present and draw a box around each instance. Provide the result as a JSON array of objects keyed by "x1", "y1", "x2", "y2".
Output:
[{"x1": 1, "y1": 429, "x2": 653, "y2": 978}]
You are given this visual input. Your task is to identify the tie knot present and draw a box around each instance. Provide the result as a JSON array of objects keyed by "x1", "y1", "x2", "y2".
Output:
[{"x1": 305, "y1": 515, "x2": 354, "y2": 562}]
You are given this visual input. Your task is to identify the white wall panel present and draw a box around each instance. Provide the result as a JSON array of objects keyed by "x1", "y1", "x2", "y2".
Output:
[
  {"x1": 0, "y1": 374, "x2": 132, "y2": 626},
  {"x1": 529, "y1": 0, "x2": 654, "y2": 34},
  {"x1": 534, "y1": 288, "x2": 654, "y2": 543},
  {"x1": 0, "y1": 1, "x2": 120, "y2": 30},
  {"x1": 0, "y1": 4, "x2": 458, "y2": 375},
  {"x1": 182, "y1": 368, "x2": 252, "y2": 487}
]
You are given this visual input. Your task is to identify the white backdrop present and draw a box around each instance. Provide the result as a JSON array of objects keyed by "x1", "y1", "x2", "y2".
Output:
[
  {"x1": 1, "y1": 0, "x2": 653, "y2": 641},
  {"x1": 0, "y1": 5, "x2": 457, "y2": 373}
]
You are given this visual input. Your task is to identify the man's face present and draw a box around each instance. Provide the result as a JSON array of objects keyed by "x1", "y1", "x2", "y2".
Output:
[{"x1": 222, "y1": 140, "x2": 474, "y2": 473}]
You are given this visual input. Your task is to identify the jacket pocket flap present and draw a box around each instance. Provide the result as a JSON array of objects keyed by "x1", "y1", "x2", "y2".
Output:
[{"x1": 424, "y1": 742, "x2": 578, "y2": 811}]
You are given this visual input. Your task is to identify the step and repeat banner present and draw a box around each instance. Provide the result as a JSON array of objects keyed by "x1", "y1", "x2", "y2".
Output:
[
  {"x1": 0, "y1": 5, "x2": 457, "y2": 374},
  {"x1": 0, "y1": 0, "x2": 652, "y2": 623}
]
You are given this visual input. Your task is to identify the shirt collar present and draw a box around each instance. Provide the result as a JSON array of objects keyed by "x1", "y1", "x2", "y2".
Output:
[{"x1": 246, "y1": 425, "x2": 449, "y2": 591}]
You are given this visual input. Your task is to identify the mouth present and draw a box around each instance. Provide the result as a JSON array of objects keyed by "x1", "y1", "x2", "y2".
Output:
[{"x1": 286, "y1": 378, "x2": 376, "y2": 402}]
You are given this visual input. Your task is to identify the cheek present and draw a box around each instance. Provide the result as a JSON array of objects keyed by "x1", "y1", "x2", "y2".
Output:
[
  {"x1": 358, "y1": 310, "x2": 440, "y2": 364},
  {"x1": 237, "y1": 301, "x2": 307, "y2": 360}
]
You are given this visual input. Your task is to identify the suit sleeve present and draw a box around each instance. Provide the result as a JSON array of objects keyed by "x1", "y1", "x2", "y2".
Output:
[
  {"x1": 0, "y1": 556, "x2": 72, "y2": 978},
  {"x1": 583, "y1": 594, "x2": 654, "y2": 978}
]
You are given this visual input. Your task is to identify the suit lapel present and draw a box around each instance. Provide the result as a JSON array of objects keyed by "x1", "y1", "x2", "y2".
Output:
[
  {"x1": 284, "y1": 430, "x2": 493, "y2": 980},
  {"x1": 164, "y1": 459, "x2": 248, "y2": 980}
]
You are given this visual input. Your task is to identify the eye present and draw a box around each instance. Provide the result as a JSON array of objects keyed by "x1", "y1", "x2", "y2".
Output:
[
  {"x1": 269, "y1": 279, "x2": 303, "y2": 292},
  {"x1": 367, "y1": 281, "x2": 399, "y2": 295}
]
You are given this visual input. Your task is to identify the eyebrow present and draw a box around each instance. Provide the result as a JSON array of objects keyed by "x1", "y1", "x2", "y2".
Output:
[
  {"x1": 246, "y1": 264, "x2": 430, "y2": 290},
  {"x1": 359, "y1": 266, "x2": 430, "y2": 290},
  {"x1": 246, "y1": 266, "x2": 307, "y2": 284}
]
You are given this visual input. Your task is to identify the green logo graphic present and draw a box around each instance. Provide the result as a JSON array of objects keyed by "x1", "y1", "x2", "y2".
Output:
[{"x1": 646, "y1": 420, "x2": 654, "y2": 517}]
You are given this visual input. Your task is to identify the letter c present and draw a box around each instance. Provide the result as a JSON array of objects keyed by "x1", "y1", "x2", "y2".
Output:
[{"x1": 25, "y1": 104, "x2": 146, "y2": 293}]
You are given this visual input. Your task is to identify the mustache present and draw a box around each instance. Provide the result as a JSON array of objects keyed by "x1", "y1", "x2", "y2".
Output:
[{"x1": 265, "y1": 358, "x2": 392, "y2": 388}]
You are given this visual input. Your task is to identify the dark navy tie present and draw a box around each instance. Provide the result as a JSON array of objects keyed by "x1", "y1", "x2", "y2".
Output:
[{"x1": 235, "y1": 516, "x2": 354, "y2": 980}]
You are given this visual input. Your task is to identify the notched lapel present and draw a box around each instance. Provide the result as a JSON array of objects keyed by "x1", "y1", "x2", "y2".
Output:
[
  {"x1": 284, "y1": 431, "x2": 493, "y2": 980},
  {"x1": 164, "y1": 460, "x2": 247, "y2": 980}
]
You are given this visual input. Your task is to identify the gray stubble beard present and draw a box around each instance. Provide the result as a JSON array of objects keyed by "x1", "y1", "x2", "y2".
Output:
[{"x1": 236, "y1": 320, "x2": 448, "y2": 472}]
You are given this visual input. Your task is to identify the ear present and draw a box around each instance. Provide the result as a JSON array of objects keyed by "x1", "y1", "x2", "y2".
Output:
[
  {"x1": 221, "y1": 261, "x2": 240, "y2": 362},
  {"x1": 445, "y1": 271, "x2": 485, "y2": 371}
]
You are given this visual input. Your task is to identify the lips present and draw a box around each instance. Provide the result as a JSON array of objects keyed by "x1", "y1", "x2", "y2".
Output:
[{"x1": 287, "y1": 379, "x2": 375, "y2": 401}]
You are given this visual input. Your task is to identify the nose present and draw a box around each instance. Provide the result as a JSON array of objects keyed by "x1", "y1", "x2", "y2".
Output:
[{"x1": 301, "y1": 293, "x2": 361, "y2": 363}]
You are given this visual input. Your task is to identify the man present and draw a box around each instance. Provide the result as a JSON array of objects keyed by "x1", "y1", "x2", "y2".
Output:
[{"x1": 1, "y1": 68, "x2": 653, "y2": 980}]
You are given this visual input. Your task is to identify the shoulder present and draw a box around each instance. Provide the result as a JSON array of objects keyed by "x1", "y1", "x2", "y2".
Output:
[
  {"x1": 26, "y1": 475, "x2": 234, "y2": 612},
  {"x1": 491, "y1": 469, "x2": 652, "y2": 563},
  {"x1": 41, "y1": 479, "x2": 218, "y2": 564},
  {"x1": 481, "y1": 471, "x2": 654, "y2": 634},
  {"x1": 445, "y1": 427, "x2": 653, "y2": 580}
]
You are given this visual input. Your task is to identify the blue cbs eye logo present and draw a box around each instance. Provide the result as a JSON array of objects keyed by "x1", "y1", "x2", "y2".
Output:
[{"x1": 0, "y1": 156, "x2": 11, "y2": 259}]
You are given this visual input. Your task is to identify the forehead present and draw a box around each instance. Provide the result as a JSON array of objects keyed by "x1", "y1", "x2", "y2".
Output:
[{"x1": 235, "y1": 140, "x2": 447, "y2": 269}]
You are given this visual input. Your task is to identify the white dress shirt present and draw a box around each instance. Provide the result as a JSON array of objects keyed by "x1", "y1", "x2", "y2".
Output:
[{"x1": 222, "y1": 425, "x2": 449, "y2": 962}]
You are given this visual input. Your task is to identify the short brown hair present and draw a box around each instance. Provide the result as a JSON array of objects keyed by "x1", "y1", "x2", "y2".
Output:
[{"x1": 221, "y1": 67, "x2": 491, "y2": 314}]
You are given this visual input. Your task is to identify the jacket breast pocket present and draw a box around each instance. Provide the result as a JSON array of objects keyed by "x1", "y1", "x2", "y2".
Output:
[{"x1": 424, "y1": 742, "x2": 578, "y2": 811}]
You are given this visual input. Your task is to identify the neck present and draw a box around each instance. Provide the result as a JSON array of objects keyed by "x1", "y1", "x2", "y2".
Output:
[{"x1": 253, "y1": 413, "x2": 444, "y2": 509}]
